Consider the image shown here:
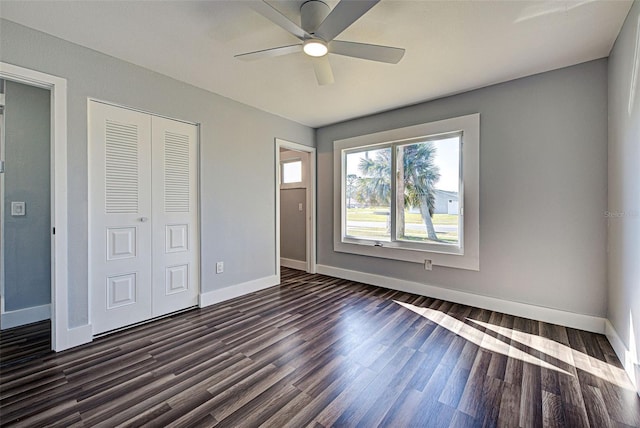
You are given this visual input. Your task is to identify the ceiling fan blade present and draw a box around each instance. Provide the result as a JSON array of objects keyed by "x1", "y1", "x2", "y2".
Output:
[
  {"x1": 235, "y1": 44, "x2": 302, "y2": 61},
  {"x1": 329, "y1": 40, "x2": 405, "y2": 64},
  {"x1": 250, "y1": 1, "x2": 311, "y2": 40},
  {"x1": 312, "y1": 56, "x2": 334, "y2": 85},
  {"x1": 314, "y1": 0, "x2": 379, "y2": 42}
]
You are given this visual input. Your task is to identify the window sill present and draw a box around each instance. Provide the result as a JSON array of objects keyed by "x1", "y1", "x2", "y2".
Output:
[{"x1": 335, "y1": 237, "x2": 479, "y2": 271}]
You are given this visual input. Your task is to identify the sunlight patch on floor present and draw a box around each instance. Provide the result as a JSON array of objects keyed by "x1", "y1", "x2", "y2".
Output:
[
  {"x1": 394, "y1": 301, "x2": 572, "y2": 376},
  {"x1": 468, "y1": 318, "x2": 635, "y2": 391}
]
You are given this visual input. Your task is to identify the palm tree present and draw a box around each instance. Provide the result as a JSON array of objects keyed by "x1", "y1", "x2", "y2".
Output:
[
  {"x1": 400, "y1": 142, "x2": 440, "y2": 240},
  {"x1": 356, "y1": 143, "x2": 440, "y2": 241},
  {"x1": 357, "y1": 149, "x2": 392, "y2": 207},
  {"x1": 346, "y1": 174, "x2": 358, "y2": 208}
]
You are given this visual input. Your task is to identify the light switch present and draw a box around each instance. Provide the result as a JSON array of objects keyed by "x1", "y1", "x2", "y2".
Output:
[
  {"x1": 11, "y1": 201, "x2": 26, "y2": 216},
  {"x1": 298, "y1": 203, "x2": 303, "y2": 212}
]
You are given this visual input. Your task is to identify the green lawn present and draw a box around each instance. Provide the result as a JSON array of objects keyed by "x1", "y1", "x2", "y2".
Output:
[
  {"x1": 346, "y1": 207, "x2": 459, "y2": 243},
  {"x1": 346, "y1": 207, "x2": 457, "y2": 225}
]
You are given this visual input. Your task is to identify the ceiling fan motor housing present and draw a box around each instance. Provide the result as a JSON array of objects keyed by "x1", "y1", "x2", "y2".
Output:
[{"x1": 301, "y1": 0, "x2": 331, "y2": 36}]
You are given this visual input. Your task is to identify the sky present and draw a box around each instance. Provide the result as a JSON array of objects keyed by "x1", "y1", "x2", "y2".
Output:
[{"x1": 346, "y1": 136, "x2": 460, "y2": 192}]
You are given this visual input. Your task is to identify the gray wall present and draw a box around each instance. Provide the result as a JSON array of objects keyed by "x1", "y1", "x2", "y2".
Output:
[
  {"x1": 0, "y1": 19, "x2": 314, "y2": 327},
  {"x1": 608, "y1": 0, "x2": 640, "y2": 391},
  {"x1": 3, "y1": 80, "x2": 51, "y2": 311},
  {"x1": 317, "y1": 59, "x2": 609, "y2": 317},
  {"x1": 280, "y1": 188, "x2": 306, "y2": 262}
]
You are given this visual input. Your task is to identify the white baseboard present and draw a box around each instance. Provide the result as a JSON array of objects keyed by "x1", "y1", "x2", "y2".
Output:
[
  {"x1": 200, "y1": 275, "x2": 279, "y2": 308},
  {"x1": 1, "y1": 304, "x2": 51, "y2": 330},
  {"x1": 281, "y1": 257, "x2": 307, "y2": 271},
  {"x1": 316, "y1": 265, "x2": 606, "y2": 334},
  {"x1": 605, "y1": 319, "x2": 640, "y2": 396}
]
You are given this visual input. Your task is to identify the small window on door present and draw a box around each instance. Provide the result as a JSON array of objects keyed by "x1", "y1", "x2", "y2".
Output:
[{"x1": 281, "y1": 159, "x2": 302, "y2": 186}]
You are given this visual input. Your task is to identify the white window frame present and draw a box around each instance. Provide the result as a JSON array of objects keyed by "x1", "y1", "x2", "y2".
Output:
[
  {"x1": 280, "y1": 157, "x2": 304, "y2": 189},
  {"x1": 333, "y1": 113, "x2": 479, "y2": 271}
]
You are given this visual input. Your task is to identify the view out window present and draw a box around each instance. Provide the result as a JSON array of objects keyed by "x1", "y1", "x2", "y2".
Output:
[
  {"x1": 396, "y1": 135, "x2": 460, "y2": 246},
  {"x1": 334, "y1": 114, "x2": 479, "y2": 270},
  {"x1": 282, "y1": 160, "x2": 302, "y2": 184},
  {"x1": 345, "y1": 147, "x2": 392, "y2": 241},
  {"x1": 344, "y1": 134, "x2": 461, "y2": 250}
]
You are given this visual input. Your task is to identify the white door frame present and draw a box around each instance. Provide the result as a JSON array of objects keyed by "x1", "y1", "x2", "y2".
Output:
[
  {"x1": 0, "y1": 62, "x2": 70, "y2": 351},
  {"x1": 0, "y1": 91, "x2": 5, "y2": 324},
  {"x1": 275, "y1": 139, "x2": 316, "y2": 276}
]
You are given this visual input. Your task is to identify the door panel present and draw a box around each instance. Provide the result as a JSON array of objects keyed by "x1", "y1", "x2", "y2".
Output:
[
  {"x1": 151, "y1": 116, "x2": 199, "y2": 316},
  {"x1": 89, "y1": 102, "x2": 152, "y2": 334}
]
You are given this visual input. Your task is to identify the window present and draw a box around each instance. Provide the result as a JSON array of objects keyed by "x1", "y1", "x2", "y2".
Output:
[
  {"x1": 282, "y1": 160, "x2": 302, "y2": 184},
  {"x1": 344, "y1": 135, "x2": 461, "y2": 249},
  {"x1": 334, "y1": 114, "x2": 479, "y2": 270}
]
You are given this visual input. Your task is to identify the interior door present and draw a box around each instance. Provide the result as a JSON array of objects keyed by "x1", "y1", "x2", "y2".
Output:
[
  {"x1": 151, "y1": 116, "x2": 199, "y2": 316},
  {"x1": 89, "y1": 102, "x2": 153, "y2": 334}
]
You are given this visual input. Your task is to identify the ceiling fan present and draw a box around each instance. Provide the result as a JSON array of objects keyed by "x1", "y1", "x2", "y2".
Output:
[{"x1": 235, "y1": 0, "x2": 405, "y2": 85}]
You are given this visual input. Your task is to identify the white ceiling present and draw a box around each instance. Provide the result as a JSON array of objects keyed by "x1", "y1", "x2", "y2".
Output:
[{"x1": 0, "y1": 0, "x2": 632, "y2": 128}]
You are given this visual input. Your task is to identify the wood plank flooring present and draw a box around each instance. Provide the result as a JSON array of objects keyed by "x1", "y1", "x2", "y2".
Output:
[
  {"x1": 1, "y1": 268, "x2": 639, "y2": 427},
  {"x1": 0, "y1": 320, "x2": 51, "y2": 369}
]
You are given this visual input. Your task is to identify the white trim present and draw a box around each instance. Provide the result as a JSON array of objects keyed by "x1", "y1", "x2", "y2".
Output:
[
  {"x1": 1, "y1": 304, "x2": 51, "y2": 330},
  {"x1": 280, "y1": 257, "x2": 307, "y2": 271},
  {"x1": 605, "y1": 319, "x2": 640, "y2": 396},
  {"x1": 316, "y1": 264, "x2": 606, "y2": 334},
  {"x1": 275, "y1": 139, "x2": 317, "y2": 275},
  {"x1": 199, "y1": 275, "x2": 279, "y2": 307},
  {"x1": 0, "y1": 98, "x2": 5, "y2": 316},
  {"x1": 0, "y1": 62, "x2": 69, "y2": 351},
  {"x1": 87, "y1": 98, "x2": 198, "y2": 126}
]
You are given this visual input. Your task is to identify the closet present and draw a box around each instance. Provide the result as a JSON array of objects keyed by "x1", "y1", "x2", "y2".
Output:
[{"x1": 89, "y1": 101, "x2": 199, "y2": 335}]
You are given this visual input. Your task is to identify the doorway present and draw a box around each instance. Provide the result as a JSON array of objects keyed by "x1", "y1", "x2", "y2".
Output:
[
  {"x1": 0, "y1": 79, "x2": 52, "y2": 367},
  {"x1": 0, "y1": 79, "x2": 52, "y2": 336},
  {"x1": 0, "y1": 62, "x2": 69, "y2": 352},
  {"x1": 275, "y1": 139, "x2": 316, "y2": 276}
]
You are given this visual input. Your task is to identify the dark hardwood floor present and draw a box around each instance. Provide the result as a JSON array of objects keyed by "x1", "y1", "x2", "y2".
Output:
[
  {"x1": 1, "y1": 268, "x2": 639, "y2": 427},
  {"x1": 0, "y1": 320, "x2": 51, "y2": 369}
]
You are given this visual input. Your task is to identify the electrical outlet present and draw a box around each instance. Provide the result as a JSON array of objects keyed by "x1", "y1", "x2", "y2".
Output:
[
  {"x1": 424, "y1": 259, "x2": 432, "y2": 271},
  {"x1": 216, "y1": 261, "x2": 224, "y2": 274}
]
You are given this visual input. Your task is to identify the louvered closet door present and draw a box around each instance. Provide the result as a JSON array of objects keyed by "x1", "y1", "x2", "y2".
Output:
[
  {"x1": 89, "y1": 102, "x2": 153, "y2": 334},
  {"x1": 151, "y1": 117, "x2": 199, "y2": 316}
]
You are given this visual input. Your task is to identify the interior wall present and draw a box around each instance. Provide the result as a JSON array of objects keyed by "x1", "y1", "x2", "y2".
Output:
[
  {"x1": 280, "y1": 149, "x2": 308, "y2": 263},
  {"x1": 607, "y1": 0, "x2": 640, "y2": 392},
  {"x1": 280, "y1": 188, "x2": 306, "y2": 262},
  {"x1": 317, "y1": 59, "x2": 609, "y2": 318},
  {"x1": 0, "y1": 19, "x2": 314, "y2": 328},
  {"x1": 2, "y1": 80, "x2": 51, "y2": 313}
]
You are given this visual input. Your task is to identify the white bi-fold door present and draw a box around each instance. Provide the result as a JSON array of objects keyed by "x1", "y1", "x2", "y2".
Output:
[{"x1": 89, "y1": 101, "x2": 198, "y2": 335}]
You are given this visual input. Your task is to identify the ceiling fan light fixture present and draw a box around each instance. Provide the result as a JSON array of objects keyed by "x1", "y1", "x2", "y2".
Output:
[{"x1": 303, "y1": 39, "x2": 328, "y2": 57}]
